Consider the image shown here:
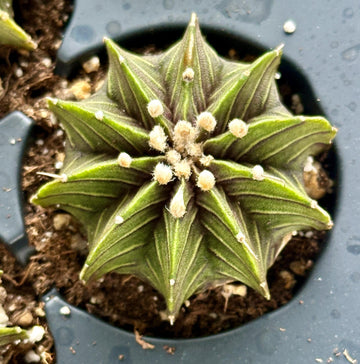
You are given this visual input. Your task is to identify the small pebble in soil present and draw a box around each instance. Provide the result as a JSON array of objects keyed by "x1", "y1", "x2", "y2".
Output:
[
  {"x1": 59, "y1": 306, "x2": 71, "y2": 316},
  {"x1": 15, "y1": 67, "x2": 24, "y2": 78},
  {"x1": 41, "y1": 58, "x2": 52, "y2": 68},
  {"x1": 53, "y1": 214, "x2": 71, "y2": 230},
  {"x1": 283, "y1": 19, "x2": 297, "y2": 34},
  {"x1": 70, "y1": 79, "x2": 92, "y2": 100},
  {"x1": 34, "y1": 305, "x2": 46, "y2": 318},
  {"x1": 55, "y1": 161, "x2": 63, "y2": 169},
  {"x1": 25, "y1": 350, "x2": 41, "y2": 363},
  {"x1": 0, "y1": 305, "x2": 9, "y2": 325},
  {"x1": 279, "y1": 270, "x2": 296, "y2": 289},
  {"x1": 83, "y1": 56, "x2": 100, "y2": 73},
  {"x1": 70, "y1": 233, "x2": 88, "y2": 252},
  {"x1": 13, "y1": 309, "x2": 34, "y2": 326}
]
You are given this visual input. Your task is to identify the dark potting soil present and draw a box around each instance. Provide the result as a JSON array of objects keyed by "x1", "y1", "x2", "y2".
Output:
[{"x1": 0, "y1": 0, "x2": 335, "y2": 361}]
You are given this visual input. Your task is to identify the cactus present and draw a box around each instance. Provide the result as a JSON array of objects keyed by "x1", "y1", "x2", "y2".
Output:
[
  {"x1": 0, "y1": 327, "x2": 28, "y2": 346},
  {"x1": 32, "y1": 13, "x2": 336, "y2": 323},
  {"x1": 0, "y1": 0, "x2": 36, "y2": 50}
]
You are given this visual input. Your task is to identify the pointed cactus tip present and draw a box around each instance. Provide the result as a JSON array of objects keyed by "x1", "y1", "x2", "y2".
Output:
[
  {"x1": 46, "y1": 97, "x2": 58, "y2": 106},
  {"x1": 189, "y1": 12, "x2": 198, "y2": 26},
  {"x1": 168, "y1": 315, "x2": 175, "y2": 326}
]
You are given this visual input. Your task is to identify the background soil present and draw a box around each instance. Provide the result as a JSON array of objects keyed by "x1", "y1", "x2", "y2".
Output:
[{"x1": 0, "y1": 0, "x2": 333, "y2": 362}]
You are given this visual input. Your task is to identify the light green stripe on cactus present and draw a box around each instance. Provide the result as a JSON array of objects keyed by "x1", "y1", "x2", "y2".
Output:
[
  {"x1": 80, "y1": 181, "x2": 171, "y2": 280},
  {"x1": 33, "y1": 13, "x2": 337, "y2": 322},
  {"x1": 207, "y1": 47, "x2": 283, "y2": 134},
  {"x1": 160, "y1": 13, "x2": 222, "y2": 121},
  {"x1": 204, "y1": 115, "x2": 336, "y2": 168},
  {"x1": 143, "y1": 184, "x2": 210, "y2": 318},
  {"x1": 48, "y1": 97, "x2": 150, "y2": 155},
  {"x1": 105, "y1": 38, "x2": 173, "y2": 134}
]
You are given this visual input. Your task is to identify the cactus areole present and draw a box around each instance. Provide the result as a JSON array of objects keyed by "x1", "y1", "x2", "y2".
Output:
[{"x1": 32, "y1": 13, "x2": 336, "y2": 324}]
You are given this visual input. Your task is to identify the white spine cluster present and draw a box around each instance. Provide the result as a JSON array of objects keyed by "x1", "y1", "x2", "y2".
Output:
[
  {"x1": 149, "y1": 125, "x2": 168, "y2": 152},
  {"x1": 153, "y1": 163, "x2": 173, "y2": 185},
  {"x1": 197, "y1": 170, "x2": 215, "y2": 191},
  {"x1": 166, "y1": 150, "x2": 181, "y2": 165},
  {"x1": 147, "y1": 99, "x2": 164, "y2": 118},
  {"x1": 115, "y1": 215, "x2": 124, "y2": 224},
  {"x1": 173, "y1": 120, "x2": 197, "y2": 146},
  {"x1": 182, "y1": 67, "x2": 195, "y2": 82},
  {"x1": 95, "y1": 110, "x2": 104, "y2": 121},
  {"x1": 199, "y1": 154, "x2": 214, "y2": 167},
  {"x1": 169, "y1": 187, "x2": 186, "y2": 218},
  {"x1": 186, "y1": 142, "x2": 202, "y2": 158},
  {"x1": 252, "y1": 165, "x2": 265, "y2": 181},
  {"x1": 196, "y1": 112, "x2": 217, "y2": 132},
  {"x1": 236, "y1": 232, "x2": 246, "y2": 243},
  {"x1": 174, "y1": 159, "x2": 192, "y2": 180},
  {"x1": 117, "y1": 152, "x2": 132, "y2": 168},
  {"x1": 228, "y1": 118, "x2": 248, "y2": 138}
]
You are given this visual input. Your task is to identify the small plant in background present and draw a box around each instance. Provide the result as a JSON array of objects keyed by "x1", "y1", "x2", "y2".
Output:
[
  {"x1": 0, "y1": 0, "x2": 36, "y2": 50},
  {"x1": 32, "y1": 13, "x2": 336, "y2": 323}
]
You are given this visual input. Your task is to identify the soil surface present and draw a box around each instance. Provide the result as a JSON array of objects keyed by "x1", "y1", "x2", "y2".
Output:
[{"x1": 0, "y1": 0, "x2": 334, "y2": 362}]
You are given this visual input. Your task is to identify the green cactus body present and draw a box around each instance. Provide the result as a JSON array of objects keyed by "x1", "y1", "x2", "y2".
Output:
[
  {"x1": 0, "y1": 0, "x2": 36, "y2": 50},
  {"x1": 32, "y1": 13, "x2": 336, "y2": 323},
  {"x1": 0, "y1": 327, "x2": 28, "y2": 346}
]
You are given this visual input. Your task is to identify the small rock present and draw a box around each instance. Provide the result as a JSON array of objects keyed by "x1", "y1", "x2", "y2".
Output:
[
  {"x1": 34, "y1": 304, "x2": 46, "y2": 318},
  {"x1": 291, "y1": 94, "x2": 304, "y2": 114},
  {"x1": 279, "y1": 270, "x2": 296, "y2": 289},
  {"x1": 15, "y1": 67, "x2": 24, "y2": 78},
  {"x1": 290, "y1": 260, "x2": 308, "y2": 276},
  {"x1": 0, "y1": 305, "x2": 9, "y2": 325},
  {"x1": 24, "y1": 350, "x2": 41, "y2": 363},
  {"x1": 70, "y1": 233, "x2": 88, "y2": 252},
  {"x1": 70, "y1": 80, "x2": 91, "y2": 100},
  {"x1": 303, "y1": 159, "x2": 329, "y2": 199},
  {"x1": 41, "y1": 58, "x2": 52, "y2": 68},
  {"x1": 13, "y1": 309, "x2": 34, "y2": 326},
  {"x1": 53, "y1": 214, "x2": 71, "y2": 230},
  {"x1": 82, "y1": 56, "x2": 100, "y2": 73}
]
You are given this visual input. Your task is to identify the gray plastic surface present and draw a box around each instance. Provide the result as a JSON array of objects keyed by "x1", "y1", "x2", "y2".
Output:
[{"x1": 0, "y1": 112, "x2": 34, "y2": 264}]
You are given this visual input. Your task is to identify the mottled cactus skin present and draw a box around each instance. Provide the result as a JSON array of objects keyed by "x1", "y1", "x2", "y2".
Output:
[
  {"x1": 0, "y1": 0, "x2": 36, "y2": 50},
  {"x1": 32, "y1": 14, "x2": 336, "y2": 323}
]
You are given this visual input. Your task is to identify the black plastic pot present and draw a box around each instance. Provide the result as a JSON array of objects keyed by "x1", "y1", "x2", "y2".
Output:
[{"x1": 1, "y1": 0, "x2": 360, "y2": 363}]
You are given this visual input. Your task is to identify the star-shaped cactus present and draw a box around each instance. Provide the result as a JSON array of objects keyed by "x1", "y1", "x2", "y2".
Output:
[{"x1": 32, "y1": 14, "x2": 336, "y2": 323}]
